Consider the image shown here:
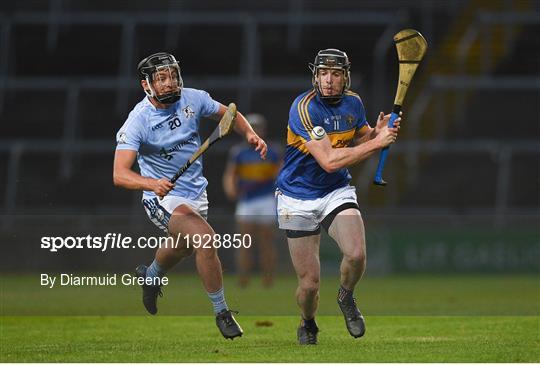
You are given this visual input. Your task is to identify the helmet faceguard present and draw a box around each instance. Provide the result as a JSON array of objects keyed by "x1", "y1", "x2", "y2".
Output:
[
  {"x1": 138, "y1": 52, "x2": 183, "y2": 105},
  {"x1": 309, "y1": 48, "x2": 351, "y2": 103}
]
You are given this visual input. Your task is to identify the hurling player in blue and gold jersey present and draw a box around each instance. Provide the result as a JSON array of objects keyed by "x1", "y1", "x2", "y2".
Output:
[
  {"x1": 276, "y1": 49, "x2": 401, "y2": 344},
  {"x1": 113, "y1": 52, "x2": 267, "y2": 340},
  {"x1": 223, "y1": 114, "x2": 281, "y2": 288}
]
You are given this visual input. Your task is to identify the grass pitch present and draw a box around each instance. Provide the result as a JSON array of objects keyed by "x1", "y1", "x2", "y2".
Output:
[
  {"x1": 1, "y1": 274, "x2": 539, "y2": 362},
  {"x1": 1, "y1": 316, "x2": 538, "y2": 362}
]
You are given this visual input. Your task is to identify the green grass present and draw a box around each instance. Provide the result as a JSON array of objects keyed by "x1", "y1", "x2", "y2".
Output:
[
  {"x1": 1, "y1": 316, "x2": 538, "y2": 362},
  {"x1": 1, "y1": 274, "x2": 539, "y2": 362}
]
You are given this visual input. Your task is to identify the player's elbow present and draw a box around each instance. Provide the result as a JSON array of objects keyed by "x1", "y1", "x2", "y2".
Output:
[
  {"x1": 323, "y1": 164, "x2": 340, "y2": 174},
  {"x1": 112, "y1": 174, "x2": 121, "y2": 187},
  {"x1": 318, "y1": 158, "x2": 340, "y2": 174},
  {"x1": 112, "y1": 170, "x2": 124, "y2": 188}
]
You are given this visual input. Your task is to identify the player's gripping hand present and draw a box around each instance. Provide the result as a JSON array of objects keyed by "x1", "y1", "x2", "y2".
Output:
[
  {"x1": 151, "y1": 178, "x2": 175, "y2": 198},
  {"x1": 375, "y1": 111, "x2": 402, "y2": 134},
  {"x1": 247, "y1": 131, "x2": 268, "y2": 160},
  {"x1": 375, "y1": 124, "x2": 399, "y2": 148}
]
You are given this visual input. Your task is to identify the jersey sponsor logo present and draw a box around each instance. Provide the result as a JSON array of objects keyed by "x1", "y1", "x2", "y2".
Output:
[
  {"x1": 168, "y1": 133, "x2": 196, "y2": 152},
  {"x1": 334, "y1": 138, "x2": 353, "y2": 148},
  {"x1": 182, "y1": 105, "x2": 195, "y2": 119},
  {"x1": 117, "y1": 132, "x2": 127, "y2": 144},
  {"x1": 328, "y1": 129, "x2": 355, "y2": 148},
  {"x1": 159, "y1": 147, "x2": 174, "y2": 161},
  {"x1": 159, "y1": 133, "x2": 197, "y2": 160}
]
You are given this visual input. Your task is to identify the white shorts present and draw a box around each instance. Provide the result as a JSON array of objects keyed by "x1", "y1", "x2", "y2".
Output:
[
  {"x1": 276, "y1": 185, "x2": 359, "y2": 232},
  {"x1": 235, "y1": 194, "x2": 277, "y2": 224},
  {"x1": 142, "y1": 191, "x2": 209, "y2": 233}
]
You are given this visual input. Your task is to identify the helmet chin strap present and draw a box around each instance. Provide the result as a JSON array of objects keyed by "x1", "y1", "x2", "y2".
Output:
[
  {"x1": 319, "y1": 93, "x2": 342, "y2": 104},
  {"x1": 315, "y1": 81, "x2": 347, "y2": 104},
  {"x1": 145, "y1": 77, "x2": 181, "y2": 105},
  {"x1": 155, "y1": 92, "x2": 181, "y2": 104}
]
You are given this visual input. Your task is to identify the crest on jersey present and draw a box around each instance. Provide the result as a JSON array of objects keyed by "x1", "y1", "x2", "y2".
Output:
[
  {"x1": 346, "y1": 115, "x2": 355, "y2": 127},
  {"x1": 182, "y1": 105, "x2": 195, "y2": 119},
  {"x1": 117, "y1": 132, "x2": 127, "y2": 144}
]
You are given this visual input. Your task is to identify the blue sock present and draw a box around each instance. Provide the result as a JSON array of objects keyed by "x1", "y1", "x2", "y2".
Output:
[
  {"x1": 145, "y1": 260, "x2": 165, "y2": 285},
  {"x1": 207, "y1": 287, "x2": 229, "y2": 314}
]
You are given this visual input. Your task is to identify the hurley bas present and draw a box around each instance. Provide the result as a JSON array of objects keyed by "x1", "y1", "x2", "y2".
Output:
[{"x1": 40, "y1": 273, "x2": 168, "y2": 288}]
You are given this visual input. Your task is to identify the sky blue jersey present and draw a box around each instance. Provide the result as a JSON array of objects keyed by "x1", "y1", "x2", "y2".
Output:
[
  {"x1": 277, "y1": 89, "x2": 371, "y2": 200},
  {"x1": 116, "y1": 88, "x2": 220, "y2": 200}
]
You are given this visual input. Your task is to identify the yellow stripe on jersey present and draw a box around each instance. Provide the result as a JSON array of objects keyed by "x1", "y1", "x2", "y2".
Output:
[
  {"x1": 296, "y1": 92, "x2": 312, "y2": 134},
  {"x1": 288, "y1": 127, "x2": 356, "y2": 153},
  {"x1": 301, "y1": 91, "x2": 316, "y2": 130},
  {"x1": 237, "y1": 162, "x2": 280, "y2": 181},
  {"x1": 287, "y1": 127, "x2": 310, "y2": 154},
  {"x1": 357, "y1": 124, "x2": 371, "y2": 136},
  {"x1": 327, "y1": 128, "x2": 356, "y2": 148},
  {"x1": 298, "y1": 90, "x2": 316, "y2": 138}
]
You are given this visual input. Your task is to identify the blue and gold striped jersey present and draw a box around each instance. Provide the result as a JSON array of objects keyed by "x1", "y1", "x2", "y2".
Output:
[
  {"x1": 229, "y1": 143, "x2": 281, "y2": 202},
  {"x1": 276, "y1": 89, "x2": 370, "y2": 199}
]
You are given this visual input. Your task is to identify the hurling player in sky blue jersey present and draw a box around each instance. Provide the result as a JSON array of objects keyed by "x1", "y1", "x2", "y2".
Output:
[
  {"x1": 223, "y1": 114, "x2": 281, "y2": 288},
  {"x1": 276, "y1": 49, "x2": 401, "y2": 345},
  {"x1": 113, "y1": 52, "x2": 267, "y2": 340}
]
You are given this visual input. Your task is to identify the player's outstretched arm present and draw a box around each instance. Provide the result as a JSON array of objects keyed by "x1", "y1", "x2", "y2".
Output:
[
  {"x1": 113, "y1": 150, "x2": 174, "y2": 198},
  {"x1": 305, "y1": 125, "x2": 399, "y2": 173}
]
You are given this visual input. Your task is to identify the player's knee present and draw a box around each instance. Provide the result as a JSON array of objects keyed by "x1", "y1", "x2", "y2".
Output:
[
  {"x1": 172, "y1": 204, "x2": 196, "y2": 216},
  {"x1": 299, "y1": 276, "x2": 320, "y2": 295},
  {"x1": 345, "y1": 248, "x2": 366, "y2": 265},
  {"x1": 160, "y1": 233, "x2": 194, "y2": 257},
  {"x1": 301, "y1": 283, "x2": 319, "y2": 297},
  {"x1": 176, "y1": 245, "x2": 194, "y2": 257},
  {"x1": 195, "y1": 245, "x2": 218, "y2": 259},
  {"x1": 170, "y1": 205, "x2": 206, "y2": 226}
]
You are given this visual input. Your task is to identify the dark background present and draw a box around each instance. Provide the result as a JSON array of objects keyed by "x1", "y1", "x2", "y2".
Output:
[{"x1": 0, "y1": 0, "x2": 538, "y2": 273}]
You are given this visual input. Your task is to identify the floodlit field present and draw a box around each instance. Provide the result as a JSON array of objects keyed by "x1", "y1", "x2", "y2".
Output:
[{"x1": 1, "y1": 274, "x2": 539, "y2": 362}]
